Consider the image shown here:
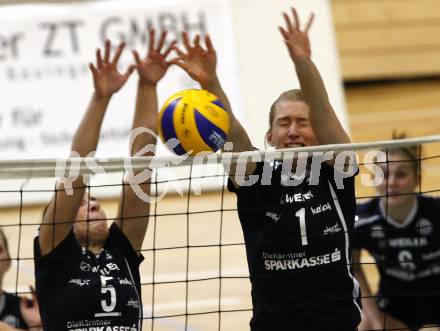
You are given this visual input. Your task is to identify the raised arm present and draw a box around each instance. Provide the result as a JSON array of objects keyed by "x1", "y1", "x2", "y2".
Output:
[
  {"x1": 114, "y1": 29, "x2": 175, "y2": 253},
  {"x1": 39, "y1": 41, "x2": 135, "y2": 256},
  {"x1": 171, "y1": 32, "x2": 255, "y2": 181},
  {"x1": 279, "y1": 8, "x2": 350, "y2": 146}
]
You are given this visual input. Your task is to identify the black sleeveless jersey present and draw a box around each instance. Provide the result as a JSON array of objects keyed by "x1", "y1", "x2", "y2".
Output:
[
  {"x1": 0, "y1": 292, "x2": 28, "y2": 329},
  {"x1": 228, "y1": 161, "x2": 361, "y2": 329},
  {"x1": 34, "y1": 223, "x2": 144, "y2": 331},
  {"x1": 354, "y1": 196, "x2": 440, "y2": 297}
]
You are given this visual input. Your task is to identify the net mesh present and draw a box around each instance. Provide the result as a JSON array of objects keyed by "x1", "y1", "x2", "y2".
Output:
[{"x1": 1, "y1": 136, "x2": 440, "y2": 331}]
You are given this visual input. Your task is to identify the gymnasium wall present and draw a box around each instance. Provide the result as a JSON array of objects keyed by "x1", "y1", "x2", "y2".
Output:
[{"x1": 333, "y1": 0, "x2": 440, "y2": 81}]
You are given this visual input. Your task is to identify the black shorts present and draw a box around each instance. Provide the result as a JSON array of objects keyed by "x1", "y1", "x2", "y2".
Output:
[{"x1": 377, "y1": 292, "x2": 440, "y2": 329}]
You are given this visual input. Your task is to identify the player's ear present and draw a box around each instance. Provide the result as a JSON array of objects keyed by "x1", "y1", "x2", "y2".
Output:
[{"x1": 266, "y1": 129, "x2": 274, "y2": 146}]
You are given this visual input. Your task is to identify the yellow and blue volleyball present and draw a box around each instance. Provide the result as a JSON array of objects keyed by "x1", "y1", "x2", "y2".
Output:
[{"x1": 158, "y1": 89, "x2": 230, "y2": 155}]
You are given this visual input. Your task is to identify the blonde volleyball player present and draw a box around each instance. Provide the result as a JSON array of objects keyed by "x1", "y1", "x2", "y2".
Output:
[
  {"x1": 171, "y1": 7, "x2": 361, "y2": 331},
  {"x1": 34, "y1": 30, "x2": 175, "y2": 331},
  {"x1": 354, "y1": 132, "x2": 440, "y2": 331}
]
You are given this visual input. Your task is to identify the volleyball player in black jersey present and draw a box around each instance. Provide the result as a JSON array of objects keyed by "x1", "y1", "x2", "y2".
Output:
[
  {"x1": 0, "y1": 229, "x2": 41, "y2": 331},
  {"x1": 171, "y1": 7, "x2": 361, "y2": 331},
  {"x1": 354, "y1": 133, "x2": 440, "y2": 331},
  {"x1": 34, "y1": 30, "x2": 175, "y2": 331}
]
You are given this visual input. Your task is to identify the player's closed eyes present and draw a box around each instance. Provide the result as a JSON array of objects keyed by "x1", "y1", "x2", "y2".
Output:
[
  {"x1": 297, "y1": 119, "x2": 309, "y2": 127},
  {"x1": 277, "y1": 120, "x2": 289, "y2": 127}
]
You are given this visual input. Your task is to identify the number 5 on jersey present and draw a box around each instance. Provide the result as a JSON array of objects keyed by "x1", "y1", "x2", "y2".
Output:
[{"x1": 95, "y1": 275, "x2": 121, "y2": 317}]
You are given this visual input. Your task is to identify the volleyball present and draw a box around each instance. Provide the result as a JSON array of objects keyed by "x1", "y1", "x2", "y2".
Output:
[{"x1": 158, "y1": 89, "x2": 230, "y2": 155}]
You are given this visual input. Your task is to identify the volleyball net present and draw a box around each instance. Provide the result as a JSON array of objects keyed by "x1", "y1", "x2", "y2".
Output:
[{"x1": 1, "y1": 135, "x2": 440, "y2": 331}]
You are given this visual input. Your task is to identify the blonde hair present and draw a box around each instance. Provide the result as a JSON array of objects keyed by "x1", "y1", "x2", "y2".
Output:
[
  {"x1": 268, "y1": 89, "x2": 305, "y2": 130},
  {"x1": 383, "y1": 131, "x2": 423, "y2": 177}
]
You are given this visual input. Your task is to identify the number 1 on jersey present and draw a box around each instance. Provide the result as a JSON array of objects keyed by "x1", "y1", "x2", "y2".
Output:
[{"x1": 295, "y1": 208, "x2": 308, "y2": 246}]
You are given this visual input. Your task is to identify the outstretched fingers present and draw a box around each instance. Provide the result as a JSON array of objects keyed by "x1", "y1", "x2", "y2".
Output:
[
  {"x1": 283, "y1": 11, "x2": 295, "y2": 33},
  {"x1": 123, "y1": 64, "x2": 136, "y2": 80},
  {"x1": 163, "y1": 40, "x2": 177, "y2": 59},
  {"x1": 193, "y1": 34, "x2": 201, "y2": 49},
  {"x1": 156, "y1": 30, "x2": 168, "y2": 53},
  {"x1": 182, "y1": 31, "x2": 193, "y2": 52},
  {"x1": 168, "y1": 58, "x2": 188, "y2": 71},
  {"x1": 204, "y1": 34, "x2": 215, "y2": 54},
  {"x1": 148, "y1": 28, "x2": 155, "y2": 55},
  {"x1": 291, "y1": 7, "x2": 301, "y2": 31},
  {"x1": 278, "y1": 26, "x2": 290, "y2": 42},
  {"x1": 103, "y1": 39, "x2": 111, "y2": 63},
  {"x1": 132, "y1": 49, "x2": 141, "y2": 66},
  {"x1": 281, "y1": 8, "x2": 315, "y2": 35},
  {"x1": 96, "y1": 48, "x2": 103, "y2": 69},
  {"x1": 304, "y1": 12, "x2": 315, "y2": 34},
  {"x1": 172, "y1": 45, "x2": 187, "y2": 60},
  {"x1": 111, "y1": 41, "x2": 126, "y2": 66},
  {"x1": 89, "y1": 62, "x2": 98, "y2": 76}
]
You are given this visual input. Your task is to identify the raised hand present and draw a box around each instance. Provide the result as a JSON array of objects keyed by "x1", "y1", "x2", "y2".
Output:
[
  {"x1": 20, "y1": 286, "x2": 42, "y2": 330},
  {"x1": 278, "y1": 7, "x2": 314, "y2": 62},
  {"x1": 171, "y1": 32, "x2": 217, "y2": 85},
  {"x1": 133, "y1": 29, "x2": 176, "y2": 86},
  {"x1": 89, "y1": 40, "x2": 135, "y2": 97}
]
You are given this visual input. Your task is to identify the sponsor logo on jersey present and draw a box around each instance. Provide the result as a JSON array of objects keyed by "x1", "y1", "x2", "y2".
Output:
[
  {"x1": 398, "y1": 250, "x2": 416, "y2": 271},
  {"x1": 263, "y1": 251, "x2": 306, "y2": 259},
  {"x1": 99, "y1": 263, "x2": 121, "y2": 275},
  {"x1": 280, "y1": 191, "x2": 313, "y2": 204},
  {"x1": 80, "y1": 262, "x2": 121, "y2": 275},
  {"x1": 417, "y1": 218, "x2": 433, "y2": 236},
  {"x1": 67, "y1": 319, "x2": 111, "y2": 329},
  {"x1": 67, "y1": 319, "x2": 137, "y2": 331},
  {"x1": 311, "y1": 202, "x2": 331, "y2": 215},
  {"x1": 371, "y1": 225, "x2": 385, "y2": 239},
  {"x1": 323, "y1": 222, "x2": 341, "y2": 235},
  {"x1": 265, "y1": 211, "x2": 281, "y2": 222},
  {"x1": 126, "y1": 298, "x2": 139, "y2": 309},
  {"x1": 385, "y1": 264, "x2": 440, "y2": 281},
  {"x1": 271, "y1": 160, "x2": 282, "y2": 170},
  {"x1": 264, "y1": 248, "x2": 341, "y2": 271},
  {"x1": 388, "y1": 237, "x2": 428, "y2": 248},
  {"x1": 69, "y1": 278, "x2": 90, "y2": 287},
  {"x1": 105, "y1": 263, "x2": 120, "y2": 271},
  {"x1": 80, "y1": 262, "x2": 91, "y2": 272},
  {"x1": 119, "y1": 277, "x2": 133, "y2": 286}
]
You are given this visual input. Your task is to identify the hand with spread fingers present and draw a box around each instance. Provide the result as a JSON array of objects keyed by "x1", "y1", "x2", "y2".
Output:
[
  {"x1": 278, "y1": 7, "x2": 314, "y2": 62},
  {"x1": 170, "y1": 31, "x2": 217, "y2": 85},
  {"x1": 88, "y1": 40, "x2": 135, "y2": 97},
  {"x1": 133, "y1": 29, "x2": 176, "y2": 86}
]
